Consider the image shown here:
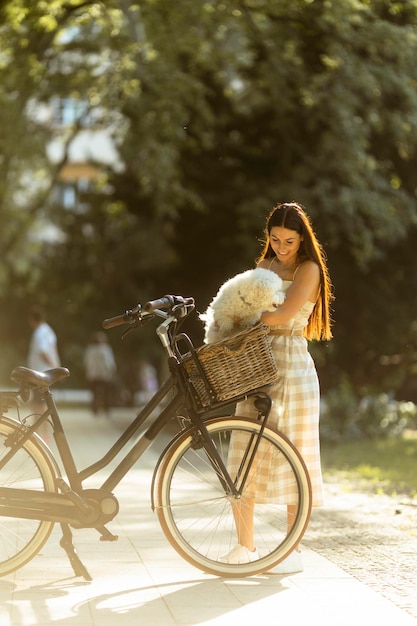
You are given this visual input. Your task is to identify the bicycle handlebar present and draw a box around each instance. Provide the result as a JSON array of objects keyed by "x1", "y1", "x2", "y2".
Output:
[
  {"x1": 102, "y1": 295, "x2": 195, "y2": 329},
  {"x1": 144, "y1": 295, "x2": 174, "y2": 312},
  {"x1": 145, "y1": 295, "x2": 194, "y2": 313},
  {"x1": 102, "y1": 304, "x2": 142, "y2": 329},
  {"x1": 102, "y1": 314, "x2": 129, "y2": 329}
]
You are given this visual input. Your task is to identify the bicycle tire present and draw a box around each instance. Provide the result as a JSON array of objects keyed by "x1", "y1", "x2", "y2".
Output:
[
  {"x1": 154, "y1": 415, "x2": 312, "y2": 577},
  {"x1": 0, "y1": 418, "x2": 57, "y2": 576}
]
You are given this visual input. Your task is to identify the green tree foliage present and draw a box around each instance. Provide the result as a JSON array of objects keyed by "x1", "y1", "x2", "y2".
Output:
[{"x1": 1, "y1": 0, "x2": 417, "y2": 396}]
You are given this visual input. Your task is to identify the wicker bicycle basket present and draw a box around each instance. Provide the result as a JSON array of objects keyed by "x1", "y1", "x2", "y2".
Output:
[{"x1": 181, "y1": 323, "x2": 279, "y2": 408}]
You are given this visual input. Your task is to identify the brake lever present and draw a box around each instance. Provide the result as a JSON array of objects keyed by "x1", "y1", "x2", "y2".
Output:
[
  {"x1": 121, "y1": 311, "x2": 155, "y2": 339},
  {"x1": 121, "y1": 324, "x2": 136, "y2": 339},
  {"x1": 172, "y1": 301, "x2": 195, "y2": 319},
  {"x1": 172, "y1": 304, "x2": 186, "y2": 319}
]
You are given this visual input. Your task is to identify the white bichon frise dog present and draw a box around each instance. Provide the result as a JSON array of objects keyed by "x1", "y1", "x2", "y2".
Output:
[{"x1": 201, "y1": 267, "x2": 285, "y2": 344}]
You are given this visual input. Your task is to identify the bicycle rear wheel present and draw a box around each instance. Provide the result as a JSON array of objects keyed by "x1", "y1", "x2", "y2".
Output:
[
  {"x1": 154, "y1": 416, "x2": 312, "y2": 577},
  {"x1": 0, "y1": 418, "x2": 57, "y2": 576}
]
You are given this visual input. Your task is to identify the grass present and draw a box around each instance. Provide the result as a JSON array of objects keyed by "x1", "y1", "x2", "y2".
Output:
[{"x1": 321, "y1": 433, "x2": 417, "y2": 498}]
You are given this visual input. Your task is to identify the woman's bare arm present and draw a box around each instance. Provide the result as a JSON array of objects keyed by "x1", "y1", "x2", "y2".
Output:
[{"x1": 260, "y1": 261, "x2": 320, "y2": 326}]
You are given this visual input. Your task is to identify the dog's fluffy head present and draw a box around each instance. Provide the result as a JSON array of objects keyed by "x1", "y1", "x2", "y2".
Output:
[{"x1": 201, "y1": 268, "x2": 284, "y2": 343}]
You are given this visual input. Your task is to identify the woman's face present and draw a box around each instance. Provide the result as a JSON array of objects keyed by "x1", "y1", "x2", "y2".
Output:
[{"x1": 269, "y1": 226, "x2": 302, "y2": 264}]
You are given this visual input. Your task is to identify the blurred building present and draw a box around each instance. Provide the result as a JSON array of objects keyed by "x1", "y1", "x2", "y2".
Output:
[{"x1": 28, "y1": 95, "x2": 121, "y2": 220}]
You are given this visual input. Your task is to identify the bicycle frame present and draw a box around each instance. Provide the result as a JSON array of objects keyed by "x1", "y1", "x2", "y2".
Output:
[
  {"x1": 0, "y1": 377, "x2": 177, "y2": 517},
  {"x1": 0, "y1": 363, "x2": 272, "y2": 530}
]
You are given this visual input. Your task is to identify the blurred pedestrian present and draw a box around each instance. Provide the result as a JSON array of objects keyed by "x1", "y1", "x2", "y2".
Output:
[
  {"x1": 27, "y1": 305, "x2": 61, "y2": 439},
  {"x1": 138, "y1": 359, "x2": 159, "y2": 402},
  {"x1": 28, "y1": 305, "x2": 60, "y2": 371},
  {"x1": 84, "y1": 331, "x2": 117, "y2": 417}
]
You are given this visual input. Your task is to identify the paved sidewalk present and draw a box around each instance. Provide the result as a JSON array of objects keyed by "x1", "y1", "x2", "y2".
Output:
[{"x1": 1, "y1": 407, "x2": 416, "y2": 626}]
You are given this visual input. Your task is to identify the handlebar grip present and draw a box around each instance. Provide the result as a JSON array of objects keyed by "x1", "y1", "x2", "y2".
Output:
[
  {"x1": 102, "y1": 313, "x2": 129, "y2": 329},
  {"x1": 144, "y1": 295, "x2": 174, "y2": 312}
]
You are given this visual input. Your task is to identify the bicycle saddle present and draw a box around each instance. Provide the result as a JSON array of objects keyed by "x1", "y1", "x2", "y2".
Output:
[{"x1": 11, "y1": 366, "x2": 70, "y2": 389}]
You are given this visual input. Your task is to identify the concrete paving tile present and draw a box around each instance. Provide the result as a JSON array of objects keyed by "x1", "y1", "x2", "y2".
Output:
[
  {"x1": 195, "y1": 590, "x2": 341, "y2": 626},
  {"x1": 290, "y1": 576, "x2": 417, "y2": 626},
  {"x1": 224, "y1": 576, "x2": 287, "y2": 602},
  {"x1": 89, "y1": 606, "x2": 177, "y2": 626},
  {"x1": 145, "y1": 566, "x2": 212, "y2": 584}
]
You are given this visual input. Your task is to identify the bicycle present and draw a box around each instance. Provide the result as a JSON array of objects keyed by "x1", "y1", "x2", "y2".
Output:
[{"x1": 0, "y1": 295, "x2": 311, "y2": 580}]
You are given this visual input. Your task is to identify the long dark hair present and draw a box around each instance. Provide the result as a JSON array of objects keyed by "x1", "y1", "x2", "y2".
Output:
[{"x1": 259, "y1": 202, "x2": 333, "y2": 341}]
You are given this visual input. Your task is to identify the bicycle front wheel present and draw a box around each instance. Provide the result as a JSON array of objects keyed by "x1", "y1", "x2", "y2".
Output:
[
  {"x1": 0, "y1": 418, "x2": 57, "y2": 576},
  {"x1": 154, "y1": 416, "x2": 312, "y2": 577}
]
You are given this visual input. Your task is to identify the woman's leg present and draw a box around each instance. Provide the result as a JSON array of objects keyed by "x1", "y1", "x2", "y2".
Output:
[
  {"x1": 287, "y1": 504, "x2": 301, "y2": 551},
  {"x1": 231, "y1": 497, "x2": 255, "y2": 551},
  {"x1": 232, "y1": 501, "x2": 300, "y2": 552}
]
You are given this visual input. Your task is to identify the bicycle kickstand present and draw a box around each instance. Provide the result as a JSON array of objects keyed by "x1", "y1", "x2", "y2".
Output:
[{"x1": 59, "y1": 524, "x2": 92, "y2": 582}]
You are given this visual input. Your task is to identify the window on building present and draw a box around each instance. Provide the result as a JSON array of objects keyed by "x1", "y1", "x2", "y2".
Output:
[
  {"x1": 53, "y1": 177, "x2": 92, "y2": 211},
  {"x1": 51, "y1": 97, "x2": 91, "y2": 127}
]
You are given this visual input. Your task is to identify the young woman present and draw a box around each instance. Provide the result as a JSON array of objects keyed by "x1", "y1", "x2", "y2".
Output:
[{"x1": 221, "y1": 202, "x2": 333, "y2": 573}]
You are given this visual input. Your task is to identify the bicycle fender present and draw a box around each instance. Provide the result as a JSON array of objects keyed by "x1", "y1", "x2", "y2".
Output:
[{"x1": 0, "y1": 415, "x2": 61, "y2": 482}]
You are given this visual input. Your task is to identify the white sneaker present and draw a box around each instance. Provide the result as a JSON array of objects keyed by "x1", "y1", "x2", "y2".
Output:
[
  {"x1": 274, "y1": 550, "x2": 303, "y2": 574},
  {"x1": 220, "y1": 544, "x2": 259, "y2": 564}
]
